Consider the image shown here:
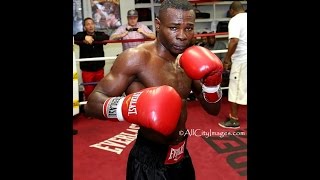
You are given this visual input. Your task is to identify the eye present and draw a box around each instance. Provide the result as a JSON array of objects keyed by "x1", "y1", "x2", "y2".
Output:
[
  {"x1": 186, "y1": 27, "x2": 194, "y2": 32},
  {"x1": 170, "y1": 27, "x2": 177, "y2": 31}
]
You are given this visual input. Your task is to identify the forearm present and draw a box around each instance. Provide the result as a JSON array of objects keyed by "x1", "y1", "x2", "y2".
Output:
[
  {"x1": 192, "y1": 81, "x2": 221, "y2": 115},
  {"x1": 198, "y1": 95, "x2": 221, "y2": 115},
  {"x1": 84, "y1": 91, "x2": 109, "y2": 119},
  {"x1": 142, "y1": 32, "x2": 156, "y2": 39},
  {"x1": 84, "y1": 73, "x2": 131, "y2": 120},
  {"x1": 93, "y1": 33, "x2": 109, "y2": 41},
  {"x1": 85, "y1": 85, "x2": 183, "y2": 136},
  {"x1": 224, "y1": 39, "x2": 238, "y2": 63},
  {"x1": 110, "y1": 33, "x2": 125, "y2": 40}
]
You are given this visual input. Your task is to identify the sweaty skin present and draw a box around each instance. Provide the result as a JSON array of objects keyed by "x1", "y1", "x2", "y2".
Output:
[{"x1": 85, "y1": 8, "x2": 221, "y2": 145}]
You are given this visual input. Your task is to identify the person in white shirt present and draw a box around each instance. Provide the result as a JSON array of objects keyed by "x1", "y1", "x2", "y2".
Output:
[{"x1": 219, "y1": 1, "x2": 247, "y2": 129}]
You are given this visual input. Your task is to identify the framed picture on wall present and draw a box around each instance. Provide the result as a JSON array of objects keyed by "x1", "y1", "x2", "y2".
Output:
[
  {"x1": 90, "y1": 0, "x2": 121, "y2": 36},
  {"x1": 73, "y1": 0, "x2": 84, "y2": 35}
]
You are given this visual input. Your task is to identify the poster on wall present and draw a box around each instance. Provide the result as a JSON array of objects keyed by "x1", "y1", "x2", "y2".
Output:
[
  {"x1": 91, "y1": 0, "x2": 121, "y2": 36},
  {"x1": 73, "y1": 0, "x2": 83, "y2": 34}
]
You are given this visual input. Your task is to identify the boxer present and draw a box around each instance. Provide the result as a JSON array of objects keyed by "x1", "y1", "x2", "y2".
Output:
[{"x1": 85, "y1": 0, "x2": 223, "y2": 179}]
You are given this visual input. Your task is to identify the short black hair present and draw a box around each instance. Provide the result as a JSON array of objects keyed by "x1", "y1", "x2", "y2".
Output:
[
  {"x1": 83, "y1": 17, "x2": 94, "y2": 26},
  {"x1": 159, "y1": 0, "x2": 194, "y2": 21}
]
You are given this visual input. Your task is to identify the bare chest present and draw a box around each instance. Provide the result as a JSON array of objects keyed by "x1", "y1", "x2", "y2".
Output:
[{"x1": 138, "y1": 60, "x2": 192, "y2": 98}]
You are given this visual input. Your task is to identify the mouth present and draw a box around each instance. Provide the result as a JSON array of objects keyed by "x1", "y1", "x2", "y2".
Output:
[{"x1": 173, "y1": 45, "x2": 187, "y2": 51}]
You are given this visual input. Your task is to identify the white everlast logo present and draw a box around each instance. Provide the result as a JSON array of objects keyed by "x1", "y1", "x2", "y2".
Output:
[
  {"x1": 107, "y1": 97, "x2": 121, "y2": 118},
  {"x1": 128, "y1": 91, "x2": 143, "y2": 115},
  {"x1": 168, "y1": 141, "x2": 185, "y2": 161}
]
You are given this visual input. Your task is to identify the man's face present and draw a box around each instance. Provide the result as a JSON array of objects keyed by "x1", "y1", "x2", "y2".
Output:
[
  {"x1": 127, "y1": 16, "x2": 138, "y2": 26},
  {"x1": 84, "y1": 19, "x2": 95, "y2": 33},
  {"x1": 157, "y1": 8, "x2": 195, "y2": 55},
  {"x1": 201, "y1": 36, "x2": 208, "y2": 44},
  {"x1": 229, "y1": 9, "x2": 236, "y2": 17},
  {"x1": 207, "y1": 36, "x2": 216, "y2": 45}
]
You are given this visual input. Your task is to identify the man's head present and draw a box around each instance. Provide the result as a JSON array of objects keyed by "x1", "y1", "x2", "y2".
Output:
[
  {"x1": 201, "y1": 31, "x2": 208, "y2": 44},
  {"x1": 83, "y1": 17, "x2": 95, "y2": 34},
  {"x1": 156, "y1": 0, "x2": 196, "y2": 55},
  {"x1": 127, "y1": 9, "x2": 139, "y2": 26},
  {"x1": 229, "y1": 1, "x2": 245, "y2": 17},
  {"x1": 207, "y1": 32, "x2": 216, "y2": 46}
]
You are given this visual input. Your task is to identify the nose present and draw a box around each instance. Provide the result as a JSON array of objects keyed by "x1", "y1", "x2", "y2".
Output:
[{"x1": 176, "y1": 29, "x2": 187, "y2": 41}]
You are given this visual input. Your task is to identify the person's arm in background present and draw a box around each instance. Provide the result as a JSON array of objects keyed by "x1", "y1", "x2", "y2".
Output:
[
  {"x1": 93, "y1": 32, "x2": 109, "y2": 44},
  {"x1": 110, "y1": 26, "x2": 128, "y2": 40},
  {"x1": 223, "y1": 38, "x2": 238, "y2": 70},
  {"x1": 74, "y1": 32, "x2": 85, "y2": 45},
  {"x1": 74, "y1": 31, "x2": 94, "y2": 45},
  {"x1": 137, "y1": 25, "x2": 156, "y2": 39}
]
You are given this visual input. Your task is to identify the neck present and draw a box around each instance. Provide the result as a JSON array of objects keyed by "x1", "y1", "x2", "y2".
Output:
[
  {"x1": 155, "y1": 40, "x2": 177, "y2": 62},
  {"x1": 86, "y1": 31, "x2": 95, "y2": 35},
  {"x1": 236, "y1": 10, "x2": 245, "y2": 15}
]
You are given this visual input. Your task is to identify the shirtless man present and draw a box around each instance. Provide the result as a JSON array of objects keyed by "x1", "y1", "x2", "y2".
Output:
[{"x1": 85, "y1": 0, "x2": 223, "y2": 179}]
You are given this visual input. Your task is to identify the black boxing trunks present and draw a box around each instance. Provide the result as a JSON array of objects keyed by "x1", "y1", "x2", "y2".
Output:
[{"x1": 126, "y1": 132, "x2": 195, "y2": 180}]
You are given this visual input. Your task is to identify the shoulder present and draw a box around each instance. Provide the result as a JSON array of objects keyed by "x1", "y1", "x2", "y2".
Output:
[
  {"x1": 74, "y1": 31, "x2": 85, "y2": 36},
  {"x1": 128, "y1": 46, "x2": 151, "y2": 61},
  {"x1": 137, "y1": 22, "x2": 148, "y2": 28},
  {"x1": 116, "y1": 25, "x2": 126, "y2": 30},
  {"x1": 109, "y1": 46, "x2": 153, "y2": 75},
  {"x1": 95, "y1": 31, "x2": 105, "y2": 34},
  {"x1": 137, "y1": 22, "x2": 143, "y2": 26},
  {"x1": 231, "y1": 13, "x2": 246, "y2": 21},
  {"x1": 115, "y1": 46, "x2": 151, "y2": 67},
  {"x1": 229, "y1": 17, "x2": 236, "y2": 24},
  {"x1": 113, "y1": 25, "x2": 126, "y2": 33}
]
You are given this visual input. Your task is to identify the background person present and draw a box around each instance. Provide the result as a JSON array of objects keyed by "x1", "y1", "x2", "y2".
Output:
[
  {"x1": 219, "y1": 1, "x2": 247, "y2": 129},
  {"x1": 74, "y1": 17, "x2": 109, "y2": 101},
  {"x1": 204, "y1": 31, "x2": 227, "y2": 61},
  {"x1": 110, "y1": 9, "x2": 156, "y2": 51}
]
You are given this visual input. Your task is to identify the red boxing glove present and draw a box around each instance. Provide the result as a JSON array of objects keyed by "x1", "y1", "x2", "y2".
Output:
[
  {"x1": 102, "y1": 85, "x2": 182, "y2": 136},
  {"x1": 179, "y1": 45, "x2": 223, "y2": 103}
]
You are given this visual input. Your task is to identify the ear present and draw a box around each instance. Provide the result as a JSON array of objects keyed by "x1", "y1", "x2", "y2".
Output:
[{"x1": 155, "y1": 18, "x2": 160, "y2": 30}]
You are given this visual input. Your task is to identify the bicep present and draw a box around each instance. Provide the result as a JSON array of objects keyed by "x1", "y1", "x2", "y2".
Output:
[
  {"x1": 95, "y1": 70, "x2": 134, "y2": 97},
  {"x1": 228, "y1": 38, "x2": 239, "y2": 49},
  {"x1": 93, "y1": 52, "x2": 142, "y2": 96},
  {"x1": 228, "y1": 22, "x2": 240, "y2": 39}
]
